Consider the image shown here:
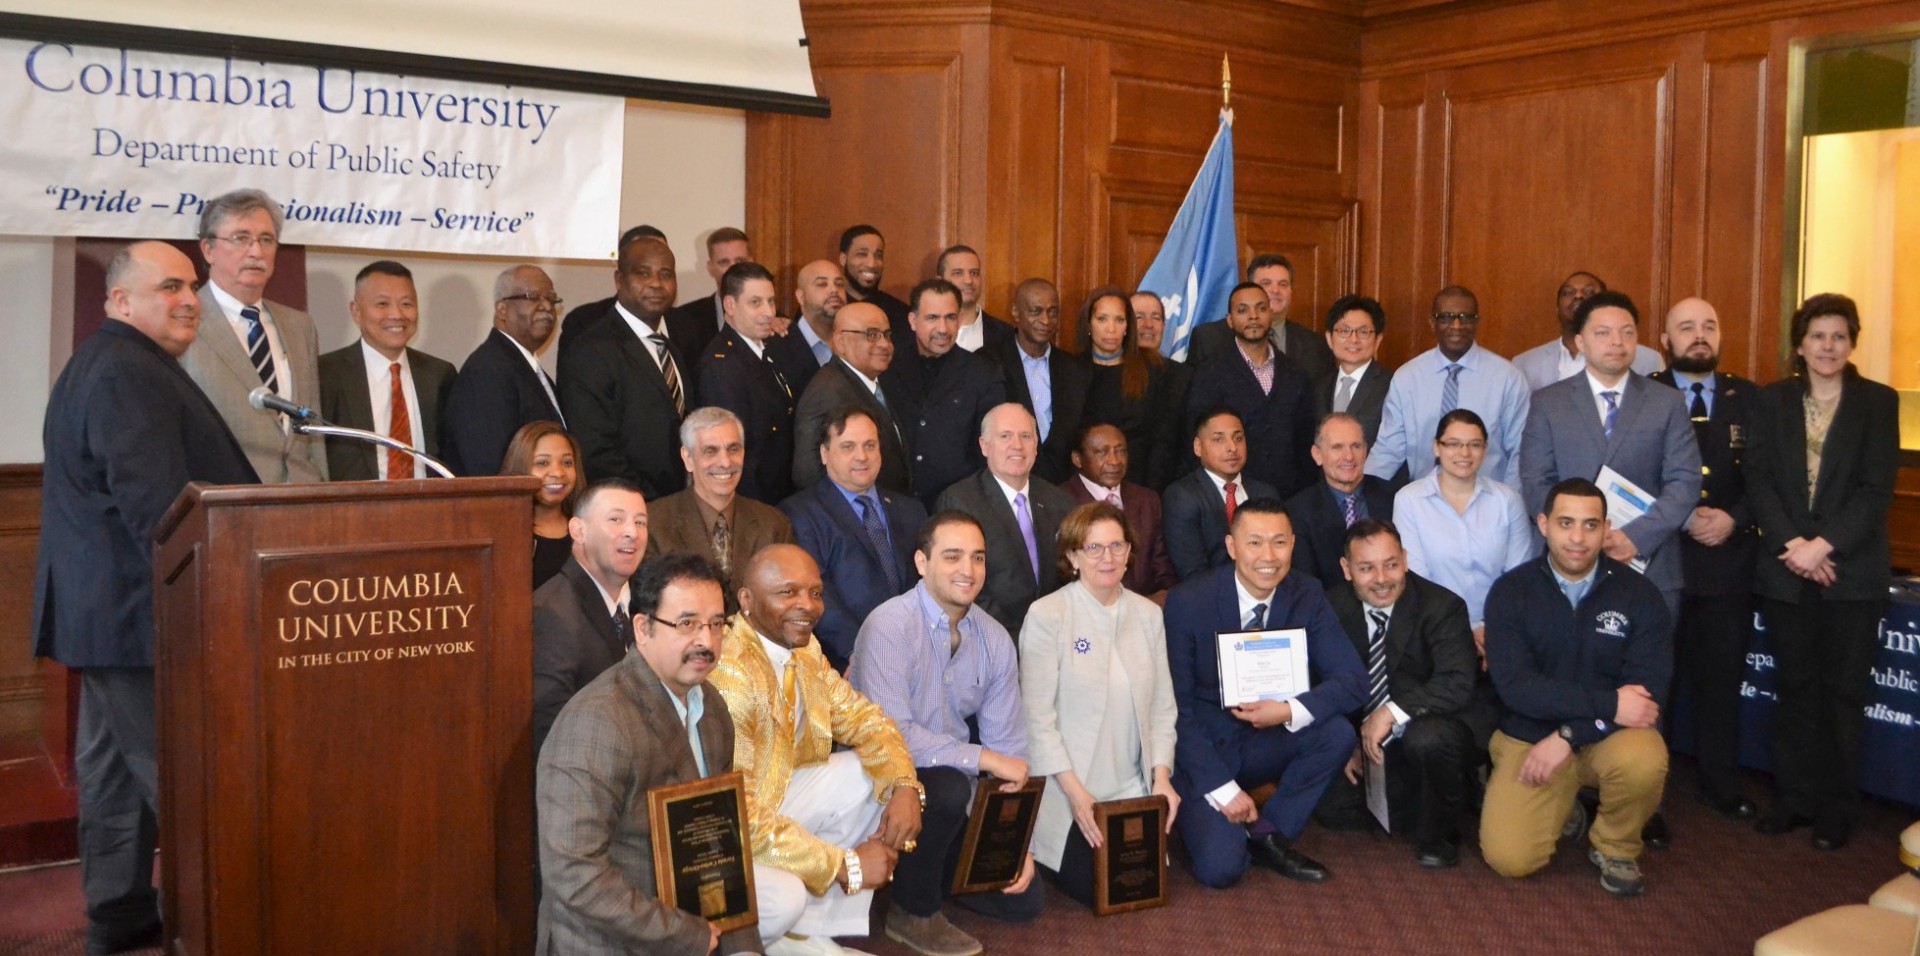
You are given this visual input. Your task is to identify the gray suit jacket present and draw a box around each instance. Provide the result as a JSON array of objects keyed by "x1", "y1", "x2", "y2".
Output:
[
  {"x1": 535, "y1": 652, "x2": 758, "y2": 956},
  {"x1": 316, "y1": 342, "x2": 457, "y2": 481},
  {"x1": 1518, "y1": 372, "x2": 1701, "y2": 592},
  {"x1": 181, "y1": 283, "x2": 328, "y2": 482}
]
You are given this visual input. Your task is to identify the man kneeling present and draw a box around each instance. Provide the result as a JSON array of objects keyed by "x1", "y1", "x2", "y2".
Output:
[
  {"x1": 710, "y1": 545, "x2": 925, "y2": 955},
  {"x1": 1481, "y1": 479, "x2": 1671, "y2": 896}
]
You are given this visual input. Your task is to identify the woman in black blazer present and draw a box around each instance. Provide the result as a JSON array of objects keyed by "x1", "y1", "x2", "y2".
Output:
[
  {"x1": 1746, "y1": 293, "x2": 1900, "y2": 849},
  {"x1": 1076, "y1": 286, "x2": 1181, "y2": 490}
]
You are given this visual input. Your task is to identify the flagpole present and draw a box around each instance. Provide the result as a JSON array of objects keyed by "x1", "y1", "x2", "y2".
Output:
[{"x1": 1221, "y1": 54, "x2": 1233, "y2": 124}]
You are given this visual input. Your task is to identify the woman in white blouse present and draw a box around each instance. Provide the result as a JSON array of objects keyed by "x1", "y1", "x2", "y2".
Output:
[
  {"x1": 1020, "y1": 501, "x2": 1179, "y2": 906},
  {"x1": 1391, "y1": 409, "x2": 1534, "y2": 664}
]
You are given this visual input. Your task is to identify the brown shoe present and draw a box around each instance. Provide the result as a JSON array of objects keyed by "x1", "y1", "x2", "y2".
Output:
[{"x1": 885, "y1": 908, "x2": 983, "y2": 956}]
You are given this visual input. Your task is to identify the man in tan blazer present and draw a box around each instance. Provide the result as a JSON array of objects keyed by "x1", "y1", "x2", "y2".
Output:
[
  {"x1": 646, "y1": 407, "x2": 795, "y2": 596},
  {"x1": 179, "y1": 189, "x2": 328, "y2": 483}
]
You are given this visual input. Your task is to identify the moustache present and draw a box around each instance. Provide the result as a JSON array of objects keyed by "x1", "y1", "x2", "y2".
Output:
[{"x1": 682, "y1": 647, "x2": 717, "y2": 665}]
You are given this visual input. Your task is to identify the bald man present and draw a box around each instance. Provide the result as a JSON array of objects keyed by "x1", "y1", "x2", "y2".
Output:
[
  {"x1": 793, "y1": 260, "x2": 848, "y2": 369},
  {"x1": 791, "y1": 301, "x2": 910, "y2": 494},
  {"x1": 979, "y1": 279, "x2": 1092, "y2": 484},
  {"x1": 37, "y1": 242, "x2": 259, "y2": 952},
  {"x1": 1649, "y1": 297, "x2": 1760, "y2": 820}
]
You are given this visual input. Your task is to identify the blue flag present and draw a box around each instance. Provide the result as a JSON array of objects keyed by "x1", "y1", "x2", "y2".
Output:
[{"x1": 1138, "y1": 112, "x2": 1237, "y2": 361}]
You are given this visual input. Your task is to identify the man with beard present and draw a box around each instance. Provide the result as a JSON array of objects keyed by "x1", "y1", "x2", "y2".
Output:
[
  {"x1": 1649, "y1": 297, "x2": 1759, "y2": 821},
  {"x1": 935, "y1": 245, "x2": 1014, "y2": 353},
  {"x1": 1367, "y1": 286, "x2": 1532, "y2": 487},
  {"x1": 559, "y1": 235, "x2": 693, "y2": 498},
  {"x1": 794, "y1": 260, "x2": 849, "y2": 368},
  {"x1": 710, "y1": 545, "x2": 923, "y2": 956},
  {"x1": 1186, "y1": 255, "x2": 1335, "y2": 380},
  {"x1": 881, "y1": 277, "x2": 1007, "y2": 508},
  {"x1": 534, "y1": 553, "x2": 760, "y2": 955},
  {"x1": 839, "y1": 225, "x2": 911, "y2": 329},
  {"x1": 849, "y1": 512, "x2": 1044, "y2": 954},
  {"x1": 1512, "y1": 271, "x2": 1666, "y2": 392},
  {"x1": 646, "y1": 407, "x2": 795, "y2": 595},
  {"x1": 981, "y1": 278, "x2": 1091, "y2": 484},
  {"x1": 441, "y1": 264, "x2": 565, "y2": 477},
  {"x1": 1184, "y1": 283, "x2": 1319, "y2": 498}
]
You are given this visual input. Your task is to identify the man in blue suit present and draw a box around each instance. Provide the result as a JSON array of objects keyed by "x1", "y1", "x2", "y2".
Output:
[
  {"x1": 781, "y1": 407, "x2": 928, "y2": 671},
  {"x1": 1164, "y1": 498, "x2": 1367, "y2": 889}
]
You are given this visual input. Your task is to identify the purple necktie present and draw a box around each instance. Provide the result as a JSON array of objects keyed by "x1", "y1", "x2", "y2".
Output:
[
  {"x1": 1015, "y1": 492, "x2": 1039, "y2": 580},
  {"x1": 1342, "y1": 492, "x2": 1359, "y2": 528}
]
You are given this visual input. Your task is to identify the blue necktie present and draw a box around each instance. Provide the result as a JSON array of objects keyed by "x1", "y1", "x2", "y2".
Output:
[
  {"x1": 1367, "y1": 610, "x2": 1390, "y2": 714},
  {"x1": 857, "y1": 495, "x2": 901, "y2": 593},
  {"x1": 242, "y1": 305, "x2": 278, "y2": 394},
  {"x1": 1245, "y1": 603, "x2": 1267, "y2": 630},
  {"x1": 1601, "y1": 390, "x2": 1620, "y2": 440},
  {"x1": 1439, "y1": 363, "x2": 1462, "y2": 416}
]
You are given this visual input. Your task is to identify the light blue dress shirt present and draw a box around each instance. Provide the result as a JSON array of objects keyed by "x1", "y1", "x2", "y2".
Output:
[
  {"x1": 1020, "y1": 346, "x2": 1053, "y2": 440},
  {"x1": 1393, "y1": 473, "x2": 1535, "y2": 626},
  {"x1": 661, "y1": 681, "x2": 709, "y2": 776},
  {"x1": 847, "y1": 583, "x2": 1027, "y2": 770},
  {"x1": 1367, "y1": 343, "x2": 1532, "y2": 487}
]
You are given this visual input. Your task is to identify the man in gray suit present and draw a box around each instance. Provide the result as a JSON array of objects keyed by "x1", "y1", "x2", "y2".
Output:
[
  {"x1": 180, "y1": 189, "x2": 329, "y2": 482},
  {"x1": 316, "y1": 260, "x2": 456, "y2": 480},
  {"x1": 535, "y1": 552, "x2": 761, "y2": 956}
]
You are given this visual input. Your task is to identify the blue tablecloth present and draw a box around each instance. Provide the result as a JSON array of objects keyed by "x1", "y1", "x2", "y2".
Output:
[{"x1": 1729, "y1": 588, "x2": 1920, "y2": 809}]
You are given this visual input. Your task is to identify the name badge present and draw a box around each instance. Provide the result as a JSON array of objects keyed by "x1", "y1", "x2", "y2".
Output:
[{"x1": 1727, "y1": 424, "x2": 1745, "y2": 449}]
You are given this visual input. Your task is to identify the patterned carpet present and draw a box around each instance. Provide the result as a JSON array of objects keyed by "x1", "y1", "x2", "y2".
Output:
[{"x1": 1, "y1": 761, "x2": 1909, "y2": 956}]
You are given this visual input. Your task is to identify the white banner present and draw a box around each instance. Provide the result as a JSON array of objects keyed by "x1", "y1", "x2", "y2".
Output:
[{"x1": 0, "y1": 38, "x2": 623, "y2": 258}]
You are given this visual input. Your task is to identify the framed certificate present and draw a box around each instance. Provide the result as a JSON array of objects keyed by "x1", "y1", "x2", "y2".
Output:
[
  {"x1": 1215, "y1": 628, "x2": 1311, "y2": 708},
  {"x1": 1092, "y1": 795, "x2": 1168, "y2": 916},
  {"x1": 949, "y1": 777, "x2": 1044, "y2": 896},
  {"x1": 647, "y1": 771, "x2": 758, "y2": 933}
]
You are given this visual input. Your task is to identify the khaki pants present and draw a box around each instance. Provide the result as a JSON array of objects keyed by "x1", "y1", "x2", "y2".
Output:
[{"x1": 1480, "y1": 728, "x2": 1667, "y2": 878}]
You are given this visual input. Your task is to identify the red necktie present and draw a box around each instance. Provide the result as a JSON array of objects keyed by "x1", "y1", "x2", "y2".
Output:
[
  {"x1": 1224, "y1": 480, "x2": 1237, "y2": 523},
  {"x1": 387, "y1": 362, "x2": 412, "y2": 479}
]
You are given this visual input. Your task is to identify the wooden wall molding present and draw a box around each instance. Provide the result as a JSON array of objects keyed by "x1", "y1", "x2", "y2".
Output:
[{"x1": 0, "y1": 465, "x2": 42, "y2": 744}]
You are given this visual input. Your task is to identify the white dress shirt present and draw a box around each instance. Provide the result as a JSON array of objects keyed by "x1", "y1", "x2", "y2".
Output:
[
  {"x1": 1356, "y1": 601, "x2": 1412, "y2": 727},
  {"x1": 1203, "y1": 469, "x2": 1250, "y2": 508},
  {"x1": 359, "y1": 341, "x2": 426, "y2": 479},
  {"x1": 1332, "y1": 360, "x2": 1374, "y2": 410},
  {"x1": 956, "y1": 313, "x2": 985, "y2": 353},
  {"x1": 1585, "y1": 369, "x2": 1630, "y2": 429},
  {"x1": 615, "y1": 301, "x2": 675, "y2": 375}
]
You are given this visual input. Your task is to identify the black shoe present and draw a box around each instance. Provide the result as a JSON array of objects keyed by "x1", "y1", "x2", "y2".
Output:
[
  {"x1": 1811, "y1": 817, "x2": 1851, "y2": 851},
  {"x1": 1247, "y1": 834, "x2": 1331, "y2": 882},
  {"x1": 1754, "y1": 811, "x2": 1815, "y2": 836},
  {"x1": 1700, "y1": 794, "x2": 1756, "y2": 821},
  {"x1": 1641, "y1": 812, "x2": 1671, "y2": 850},
  {"x1": 87, "y1": 918, "x2": 162, "y2": 955},
  {"x1": 1416, "y1": 838, "x2": 1460, "y2": 869}
]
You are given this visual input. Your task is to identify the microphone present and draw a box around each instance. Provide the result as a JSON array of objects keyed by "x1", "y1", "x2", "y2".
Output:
[{"x1": 248, "y1": 386, "x2": 319, "y2": 422}]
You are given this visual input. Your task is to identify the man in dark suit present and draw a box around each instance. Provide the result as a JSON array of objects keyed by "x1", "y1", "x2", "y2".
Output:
[
  {"x1": 531, "y1": 480, "x2": 651, "y2": 761},
  {"x1": 440, "y1": 265, "x2": 565, "y2": 477},
  {"x1": 36, "y1": 242, "x2": 260, "y2": 953},
  {"x1": 559, "y1": 235, "x2": 693, "y2": 499},
  {"x1": 535, "y1": 553, "x2": 759, "y2": 956},
  {"x1": 1163, "y1": 498, "x2": 1368, "y2": 888},
  {"x1": 839, "y1": 224, "x2": 911, "y2": 329},
  {"x1": 936, "y1": 244, "x2": 1015, "y2": 353},
  {"x1": 317, "y1": 260, "x2": 456, "y2": 480},
  {"x1": 696, "y1": 262, "x2": 810, "y2": 504},
  {"x1": 1325, "y1": 519, "x2": 1492, "y2": 868},
  {"x1": 933, "y1": 403, "x2": 1075, "y2": 638},
  {"x1": 782, "y1": 408, "x2": 927, "y2": 671},
  {"x1": 1185, "y1": 283, "x2": 1319, "y2": 499},
  {"x1": 882, "y1": 277, "x2": 1006, "y2": 508},
  {"x1": 664, "y1": 226, "x2": 753, "y2": 354},
  {"x1": 645, "y1": 407, "x2": 795, "y2": 596},
  {"x1": 1315, "y1": 295, "x2": 1392, "y2": 447},
  {"x1": 558, "y1": 223, "x2": 666, "y2": 348},
  {"x1": 1164, "y1": 408, "x2": 1279, "y2": 580},
  {"x1": 980, "y1": 278, "x2": 1091, "y2": 484},
  {"x1": 1186, "y1": 255, "x2": 1336, "y2": 382},
  {"x1": 1650, "y1": 297, "x2": 1759, "y2": 820},
  {"x1": 1063, "y1": 423, "x2": 1176, "y2": 596},
  {"x1": 180, "y1": 189, "x2": 328, "y2": 483},
  {"x1": 1286, "y1": 413, "x2": 1395, "y2": 591},
  {"x1": 790, "y1": 301, "x2": 910, "y2": 494}
]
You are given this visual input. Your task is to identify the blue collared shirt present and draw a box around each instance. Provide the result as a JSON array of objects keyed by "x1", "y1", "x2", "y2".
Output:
[
  {"x1": 835, "y1": 481, "x2": 892, "y2": 552},
  {"x1": 846, "y1": 583, "x2": 1027, "y2": 771},
  {"x1": 661, "y1": 681, "x2": 709, "y2": 776},
  {"x1": 1671, "y1": 370, "x2": 1717, "y2": 419},
  {"x1": 1327, "y1": 482, "x2": 1370, "y2": 523},
  {"x1": 1020, "y1": 346, "x2": 1054, "y2": 441},
  {"x1": 1367, "y1": 343, "x2": 1532, "y2": 487},
  {"x1": 1393, "y1": 474, "x2": 1536, "y2": 626},
  {"x1": 1550, "y1": 564, "x2": 1595, "y2": 610}
]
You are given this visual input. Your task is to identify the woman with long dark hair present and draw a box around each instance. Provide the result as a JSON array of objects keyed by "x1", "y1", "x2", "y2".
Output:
[
  {"x1": 1077, "y1": 286, "x2": 1180, "y2": 490},
  {"x1": 1746, "y1": 293, "x2": 1900, "y2": 850}
]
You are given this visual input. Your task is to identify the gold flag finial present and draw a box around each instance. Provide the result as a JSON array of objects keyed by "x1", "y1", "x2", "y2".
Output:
[{"x1": 1222, "y1": 54, "x2": 1232, "y2": 107}]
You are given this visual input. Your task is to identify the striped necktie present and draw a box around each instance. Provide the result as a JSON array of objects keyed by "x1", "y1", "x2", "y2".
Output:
[
  {"x1": 648, "y1": 331, "x2": 684, "y2": 414},
  {"x1": 1601, "y1": 390, "x2": 1620, "y2": 440},
  {"x1": 857, "y1": 496, "x2": 901, "y2": 592},
  {"x1": 1367, "y1": 610, "x2": 1390, "y2": 714},
  {"x1": 242, "y1": 305, "x2": 278, "y2": 394},
  {"x1": 1439, "y1": 363, "x2": 1462, "y2": 415}
]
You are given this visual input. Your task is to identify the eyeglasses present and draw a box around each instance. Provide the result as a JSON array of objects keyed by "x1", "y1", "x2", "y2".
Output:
[
  {"x1": 1432, "y1": 312, "x2": 1480, "y2": 326},
  {"x1": 210, "y1": 233, "x2": 278, "y2": 251},
  {"x1": 838, "y1": 327, "x2": 890, "y2": 343},
  {"x1": 1330, "y1": 326, "x2": 1377, "y2": 340},
  {"x1": 501, "y1": 293, "x2": 564, "y2": 308},
  {"x1": 647, "y1": 615, "x2": 730, "y2": 637},
  {"x1": 1077, "y1": 541, "x2": 1132, "y2": 558},
  {"x1": 1437, "y1": 439, "x2": 1487, "y2": 452}
]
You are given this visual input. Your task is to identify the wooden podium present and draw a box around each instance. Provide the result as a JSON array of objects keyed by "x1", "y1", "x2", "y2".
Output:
[{"x1": 152, "y1": 478, "x2": 540, "y2": 955}]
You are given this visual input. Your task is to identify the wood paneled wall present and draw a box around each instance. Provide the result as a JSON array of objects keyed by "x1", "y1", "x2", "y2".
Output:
[
  {"x1": 748, "y1": 0, "x2": 1362, "y2": 343},
  {"x1": 0, "y1": 466, "x2": 44, "y2": 743},
  {"x1": 1358, "y1": 0, "x2": 1920, "y2": 376}
]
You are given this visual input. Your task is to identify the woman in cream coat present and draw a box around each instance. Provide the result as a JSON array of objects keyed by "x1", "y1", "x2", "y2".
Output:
[{"x1": 1020, "y1": 501, "x2": 1179, "y2": 905}]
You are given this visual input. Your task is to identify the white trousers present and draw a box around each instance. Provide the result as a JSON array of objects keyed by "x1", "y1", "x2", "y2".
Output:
[{"x1": 756, "y1": 750, "x2": 886, "y2": 944}]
